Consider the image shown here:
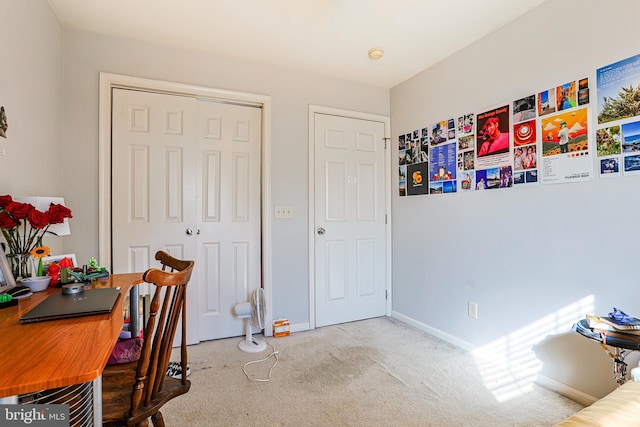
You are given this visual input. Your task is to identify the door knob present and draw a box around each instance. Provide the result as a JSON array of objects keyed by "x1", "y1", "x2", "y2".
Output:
[
  {"x1": 186, "y1": 228, "x2": 193, "y2": 235},
  {"x1": 317, "y1": 227, "x2": 325, "y2": 235}
]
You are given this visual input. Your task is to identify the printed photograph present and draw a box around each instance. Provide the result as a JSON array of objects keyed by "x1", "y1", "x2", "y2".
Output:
[
  {"x1": 621, "y1": 121, "x2": 640, "y2": 153},
  {"x1": 399, "y1": 150, "x2": 407, "y2": 165},
  {"x1": 514, "y1": 120, "x2": 536, "y2": 145},
  {"x1": 597, "y1": 53, "x2": 640, "y2": 124},
  {"x1": 476, "y1": 105, "x2": 510, "y2": 157},
  {"x1": 406, "y1": 163, "x2": 430, "y2": 196},
  {"x1": 429, "y1": 143, "x2": 457, "y2": 182},
  {"x1": 431, "y1": 121, "x2": 449, "y2": 145},
  {"x1": 499, "y1": 166, "x2": 513, "y2": 188},
  {"x1": 513, "y1": 171, "x2": 525, "y2": 185},
  {"x1": 398, "y1": 134, "x2": 406, "y2": 150},
  {"x1": 596, "y1": 125, "x2": 621, "y2": 157},
  {"x1": 463, "y1": 150, "x2": 475, "y2": 171},
  {"x1": 430, "y1": 121, "x2": 448, "y2": 145},
  {"x1": 579, "y1": 77, "x2": 589, "y2": 90},
  {"x1": 600, "y1": 157, "x2": 619, "y2": 175},
  {"x1": 556, "y1": 81, "x2": 577, "y2": 111},
  {"x1": 540, "y1": 107, "x2": 589, "y2": 157},
  {"x1": 624, "y1": 153, "x2": 640, "y2": 172},
  {"x1": 578, "y1": 89, "x2": 590, "y2": 105},
  {"x1": 538, "y1": 89, "x2": 557, "y2": 116},
  {"x1": 458, "y1": 135, "x2": 475, "y2": 151},
  {"x1": 459, "y1": 171, "x2": 474, "y2": 191},
  {"x1": 457, "y1": 114, "x2": 475, "y2": 135},
  {"x1": 513, "y1": 95, "x2": 536, "y2": 123}
]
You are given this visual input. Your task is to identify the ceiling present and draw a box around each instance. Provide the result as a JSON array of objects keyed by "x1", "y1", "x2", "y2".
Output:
[{"x1": 47, "y1": 0, "x2": 547, "y2": 89}]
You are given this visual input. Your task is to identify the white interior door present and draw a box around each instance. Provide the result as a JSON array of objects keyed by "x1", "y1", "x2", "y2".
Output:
[
  {"x1": 314, "y1": 113, "x2": 387, "y2": 327},
  {"x1": 196, "y1": 100, "x2": 262, "y2": 341},
  {"x1": 111, "y1": 88, "x2": 262, "y2": 344},
  {"x1": 111, "y1": 88, "x2": 200, "y2": 344}
]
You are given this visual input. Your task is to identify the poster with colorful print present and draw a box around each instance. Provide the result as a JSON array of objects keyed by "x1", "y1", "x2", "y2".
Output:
[
  {"x1": 429, "y1": 142, "x2": 456, "y2": 194},
  {"x1": 540, "y1": 107, "x2": 592, "y2": 184},
  {"x1": 406, "y1": 163, "x2": 430, "y2": 195},
  {"x1": 476, "y1": 105, "x2": 511, "y2": 170},
  {"x1": 430, "y1": 120, "x2": 449, "y2": 146},
  {"x1": 597, "y1": 53, "x2": 640, "y2": 125}
]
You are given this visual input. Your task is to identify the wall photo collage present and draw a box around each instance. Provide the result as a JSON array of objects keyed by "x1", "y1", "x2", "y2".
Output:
[{"x1": 398, "y1": 53, "x2": 640, "y2": 196}]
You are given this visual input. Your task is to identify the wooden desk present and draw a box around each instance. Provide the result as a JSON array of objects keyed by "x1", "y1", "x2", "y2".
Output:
[{"x1": 0, "y1": 273, "x2": 143, "y2": 424}]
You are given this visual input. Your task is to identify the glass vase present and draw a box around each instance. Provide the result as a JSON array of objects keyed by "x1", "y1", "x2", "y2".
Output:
[{"x1": 8, "y1": 253, "x2": 32, "y2": 280}]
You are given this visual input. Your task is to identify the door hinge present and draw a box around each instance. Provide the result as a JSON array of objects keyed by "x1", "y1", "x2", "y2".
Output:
[
  {"x1": 385, "y1": 214, "x2": 387, "y2": 224},
  {"x1": 383, "y1": 137, "x2": 390, "y2": 149},
  {"x1": 385, "y1": 290, "x2": 388, "y2": 300}
]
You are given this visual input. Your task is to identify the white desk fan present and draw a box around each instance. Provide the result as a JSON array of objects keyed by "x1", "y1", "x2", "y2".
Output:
[{"x1": 233, "y1": 288, "x2": 267, "y2": 353}]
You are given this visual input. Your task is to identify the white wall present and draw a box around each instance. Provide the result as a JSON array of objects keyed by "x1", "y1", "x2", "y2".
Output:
[
  {"x1": 59, "y1": 29, "x2": 390, "y2": 327},
  {"x1": 390, "y1": 0, "x2": 640, "y2": 399},
  {"x1": 0, "y1": 0, "x2": 65, "y2": 254}
]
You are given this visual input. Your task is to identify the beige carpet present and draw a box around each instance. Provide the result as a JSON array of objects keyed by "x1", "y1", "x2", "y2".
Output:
[{"x1": 163, "y1": 317, "x2": 582, "y2": 426}]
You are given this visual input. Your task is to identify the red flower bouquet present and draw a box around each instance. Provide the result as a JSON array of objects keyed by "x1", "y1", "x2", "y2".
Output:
[{"x1": 0, "y1": 194, "x2": 73, "y2": 256}]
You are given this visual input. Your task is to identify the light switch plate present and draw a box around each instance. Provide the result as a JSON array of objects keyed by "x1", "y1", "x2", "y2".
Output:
[{"x1": 274, "y1": 205, "x2": 293, "y2": 219}]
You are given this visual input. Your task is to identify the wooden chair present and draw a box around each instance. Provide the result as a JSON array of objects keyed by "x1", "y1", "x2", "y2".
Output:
[{"x1": 102, "y1": 251, "x2": 195, "y2": 427}]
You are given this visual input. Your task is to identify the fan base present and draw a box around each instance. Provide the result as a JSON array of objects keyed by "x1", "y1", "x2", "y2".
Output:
[{"x1": 238, "y1": 338, "x2": 267, "y2": 353}]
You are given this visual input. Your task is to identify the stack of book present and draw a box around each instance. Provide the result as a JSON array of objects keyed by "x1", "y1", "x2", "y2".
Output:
[{"x1": 586, "y1": 314, "x2": 640, "y2": 342}]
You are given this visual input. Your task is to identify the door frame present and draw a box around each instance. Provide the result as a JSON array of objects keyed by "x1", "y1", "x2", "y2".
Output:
[
  {"x1": 308, "y1": 105, "x2": 391, "y2": 330},
  {"x1": 98, "y1": 72, "x2": 274, "y2": 336}
]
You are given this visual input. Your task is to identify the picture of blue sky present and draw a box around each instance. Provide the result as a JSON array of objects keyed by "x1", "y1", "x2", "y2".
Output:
[
  {"x1": 622, "y1": 121, "x2": 640, "y2": 140},
  {"x1": 597, "y1": 54, "x2": 640, "y2": 115}
]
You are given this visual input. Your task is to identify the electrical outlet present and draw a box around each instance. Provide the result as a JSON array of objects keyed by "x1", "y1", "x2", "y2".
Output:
[
  {"x1": 468, "y1": 301, "x2": 478, "y2": 319},
  {"x1": 274, "y1": 205, "x2": 293, "y2": 219}
]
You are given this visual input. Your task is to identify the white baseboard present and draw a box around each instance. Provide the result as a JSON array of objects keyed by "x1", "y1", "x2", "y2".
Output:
[
  {"x1": 536, "y1": 374, "x2": 598, "y2": 406},
  {"x1": 390, "y1": 311, "x2": 599, "y2": 406},
  {"x1": 290, "y1": 321, "x2": 310, "y2": 334},
  {"x1": 391, "y1": 311, "x2": 475, "y2": 352}
]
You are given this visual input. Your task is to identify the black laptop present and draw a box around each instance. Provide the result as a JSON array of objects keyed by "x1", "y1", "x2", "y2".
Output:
[{"x1": 19, "y1": 287, "x2": 121, "y2": 323}]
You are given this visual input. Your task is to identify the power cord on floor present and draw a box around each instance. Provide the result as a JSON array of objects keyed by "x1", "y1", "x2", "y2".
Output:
[{"x1": 243, "y1": 342, "x2": 279, "y2": 382}]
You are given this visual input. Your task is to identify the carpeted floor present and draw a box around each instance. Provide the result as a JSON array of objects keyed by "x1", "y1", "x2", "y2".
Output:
[{"x1": 163, "y1": 317, "x2": 583, "y2": 426}]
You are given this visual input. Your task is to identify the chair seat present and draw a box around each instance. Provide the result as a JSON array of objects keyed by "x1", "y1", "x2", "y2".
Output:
[{"x1": 102, "y1": 363, "x2": 191, "y2": 426}]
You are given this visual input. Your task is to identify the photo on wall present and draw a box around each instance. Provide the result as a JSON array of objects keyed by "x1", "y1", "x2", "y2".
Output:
[
  {"x1": 541, "y1": 108, "x2": 589, "y2": 157},
  {"x1": 540, "y1": 107, "x2": 592, "y2": 184},
  {"x1": 430, "y1": 120, "x2": 449, "y2": 145},
  {"x1": 596, "y1": 125, "x2": 621, "y2": 157},
  {"x1": 578, "y1": 77, "x2": 590, "y2": 106},
  {"x1": 513, "y1": 95, "x2": 536, "y2": 123},
  {"x1": 556, "y1": 81, "x2": 578, "y2": 111},
  {"x1": 538, "y1": 89, "x2": 557, "y2": 117},
  {"x1": 476, "y1": 105, "x2": 510, "y2": 158},
  {"x1": 600, "y1": 157, "x2": 620, "y2": 177},
  {"x1": 621, "y1": 121, "x2": 640, "y2": 153},
  {"x1": 406, "y1": 163, "x2": 429, "y2": 196},
  {"x1": 457, "y1": 113, "x2": 475, "y2": 135},
  {"x1": 399, "y1": 165, "x2": 407, "y2": 196},
  {"x1": 597, "y1": 53, "x2": 640, "y2": 125},
  {"x1": 513, "y1": 120, "x2": 536, "y2": 146}
]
